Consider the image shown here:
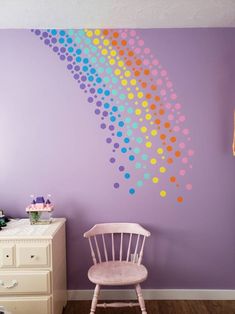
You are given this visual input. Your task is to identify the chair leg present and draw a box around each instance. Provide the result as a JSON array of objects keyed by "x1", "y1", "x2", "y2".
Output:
[
  {"x1": 135, "y1": 283, "x2": 147, "y2": 314},
  {"x1": 90, "y1": 284, "x2": 100, "y2": 314}
]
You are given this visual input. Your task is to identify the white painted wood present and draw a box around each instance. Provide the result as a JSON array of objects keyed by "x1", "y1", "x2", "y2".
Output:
[
  {"x1": 0, "y1": 0, "x2": 235, "y2": 28},
  {"x1": 0, "y1": 296, "x2": 51, "y2": 314},
  {"x1": 0, "y1": 218, "x2": 67, "y2": 314},
  {"x1": 0, "y1": 244, "x2": 15, "y2": 267},
  {"x1": 68, "y1": 289, "x2": 235, "y2": 301}
]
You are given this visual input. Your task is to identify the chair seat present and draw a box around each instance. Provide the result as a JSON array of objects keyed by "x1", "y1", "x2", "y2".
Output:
[{"x1": 88, "y1": 261, "x2": 148, "y2": 286}]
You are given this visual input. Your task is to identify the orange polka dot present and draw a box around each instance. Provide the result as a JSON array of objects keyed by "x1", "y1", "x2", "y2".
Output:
[
  {"x1": 175, "y1": 151, "x2": 181, "y2": 157},
  {"x1": 103, "y1": 30, "x2": 109, "y2": 35},
  {"x1": 150, "y1": 104, "x2": 156, "y2": 110},
  {"x1": 136, "y1": 59, "x2": 142, "y2": 66},
  {"x1": 159, "y1": 109, "x2": 165, "y2": 115},
  {"x1": 151, "y1": 85, "x2": 157, "y2": 91},
  {"x1": 134, "y1": 71, "x2": 140, "y2": 77},
  {"x1": 128, "y1": 51, "x2": 134, "y2": 57},
  {"x1": 166, "y1": 146, "x2": 173, "y2": 152},
  {"x1": 113, "y1": 32, "x2": 119, "y2": 38},
  {"x1": 170, "y1": 176, "x2": 176, "y2": 183},
  {"x1": 144, "y1": 69, "x2": 150, "y2": 75},
  {"x1": 112, "y1": 40, "x2": 117, "y2": 46},
  {"x1": 155, "y1": 119, "x2": 161, "y2": 125},
  {"x1": 119, "y1": 50, "x2": 124, "y2": 56},
  {"x1": 177, "y1": 196, "x2": 183, "y2": 203},
  {"x1": 121, "y1": 40, "x2": 127, "y2": 46},
  {"x1": 170, "y1": 137, "x2": 176, "y2": 143},
  {"x1": 160, "y1": 134, "x2": 166, "y2": 140},
  {"x1": 146, "y1": 93, "x2": 152, "y2": 99},
  {"x1": 167, "y1": 158, "x2": 173, "y2": 164},
  {"x1": 126, "y1": 60, "x2": 132, "y2": 66},
  {"x1": 155, "y1": 96, "x2": 161, "y2": 102},
  {"x1": 164, "y1": 122, "x2": 171, "y2": 128},
  {"x1": 141, "y1": 82, "x2": 147, "y2": 88}
]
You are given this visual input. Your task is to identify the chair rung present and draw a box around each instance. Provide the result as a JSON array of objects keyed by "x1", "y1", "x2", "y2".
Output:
[{"x1": 97, "y1": 302, "x2": 139, "y2": 308}]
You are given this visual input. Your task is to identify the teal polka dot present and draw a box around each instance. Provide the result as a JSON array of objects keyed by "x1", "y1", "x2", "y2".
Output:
[
  {"x1": 137, "y1": 180, "x2": 143, "y2": 187},
  {"x1": 100, "y1": 57, "x2": 105, "y2": 63},
  {"x1": 85, "y1": 38, "x2": 91, "y2": 44},
  {"x1": 84, "y1": 48, "x2": 89, "y2": 54},
  {"x1": 135, "y1": 162, "x2": 142, "y2": 169},
  {"x1": 133, "y1": 148, "x2": 140, "y2": 154},
  {"x1": 98, "y1": 68, "x2": 104, "y2": 73},
  {"x1": 106, "y1": 68, "x2": 112, "y2": 74},
  {"x1": 144, "y1": 173, "x2": 150, "y2": 180},
  {"x1": 119, "y1": 94, "x2": 126, "y2": 100},
  {"x1": 125, "y1": 117, "x2": 131, "y2": 123},
  {"x1": 104, "y1": 77, "x2": 109, "y2": 83},
  {"x1": 136, "y1": 137, "x2": 143, "y2": 144},
  {"x1": 75, "y1": 37, "x2": 81, "y2": 43},
  {"x1": 91, "y1": 47, "x2": 97, "y2": 53},
  {"x1": 119, "y1": 106, "x2": 125, "y2": 112},
  {"x1": 132, "y1": 122, "x2": 138, "y2": 129},
  {"x1": 91, "y1": 57, "x2": 97, "y2": 63},
  {"x1": 141, "y1": 154, "x2": 148, "y2": 160},
  {"x1": 127, "y1": 108, "x2": 133, "y2": 114},
  {"x1": 112, "y1": 77, "x2": 118, "y2": 84},
  {"x1": 79, "y1": 30, "x2": 85, "y2": 36},
  {"x1": 112, "y1": 90, "x2": 117, "y2": 95},
  {"x1": 68, "y1": 29, "x2": 74, "y2": 35},
  {"x1": 127, "y1": 129, "x2": 132, "y2": 136}
]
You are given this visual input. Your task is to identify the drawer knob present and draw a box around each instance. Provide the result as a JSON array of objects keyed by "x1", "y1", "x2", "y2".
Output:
[
  {"x1": 30, "y1": 255, "x2": 35, "y2": 259},
  {"x1": 0, "y1": 279, "x2": 18, "y2": 289}
]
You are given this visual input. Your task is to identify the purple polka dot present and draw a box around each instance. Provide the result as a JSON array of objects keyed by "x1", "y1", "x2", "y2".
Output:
[
  {"x1": 96, "y1": 101, "x2": 102, "y2": 107},
  {"x1": 100, "y1": 123, "x2": 106, "y2": 129},
  {"x1": 103, "y1": 111, "x2": 108, "y2": 117},
  {"x1": 74, "y1": 73, "x2": 80, "y2": 80},
  {"x1": 110, "y1": 157, "x2": 116, "y2": 163},
  {"x1": 53, "y1": 46, "x2": 59, "y2": 52},
  {"x1": 119, "y1": 166, "x2": 125, "y2": 172},
  {"x1": 94, "y1": 108, "x2": 100, "y2": 113},
  {"x1": 109, "y1": 125, "x2": 115, "y2": 131},
  {"x1": 60, "y1": 47, "x2": 66, "y2": 53},
  {"x1": 81, "y1": 76, "x2": 87, "y2": 82},
  {"x1": 80, "y1": 83, "x2": 86, "y2": 89},
  {"x1": 74, "y1": 65, "x2": 80, "y2": 71},
  {"x1": 88, "y1": 97, "x2": 94, "y2": 103},
  {"x1": 44, "y1": 39, "x2": 50, "y2": 45},
  {"x1": 51, "y1": 37, "x2": 57, "y2": 44},
  {"x1": 42, "y1": 32, "x2": 48, "y2": 38},
  {"x1": 67, "y1": 56, "x2": 73, "y2": 62},
  {"x1": 90, "y1": 88, "x2": 95, "y2": 94},
  {"x1": 106, "y1": 138, "x2": 112, "y2": 143},
  {"x1": 35, "y1": 30, "x2": 41, "y2": 36},
  {"x1": 114, "y1": 143, "x2": 119, "y2": 149},
  {"x1": 67, "y1": 64, "x2": 73, "y2": 70},
  {"x1": 60, "y1": 55, "x2": 65, "y2": 61},
  {"x1": 114, "y1": 183, "x2": 120, "y2": 189}
]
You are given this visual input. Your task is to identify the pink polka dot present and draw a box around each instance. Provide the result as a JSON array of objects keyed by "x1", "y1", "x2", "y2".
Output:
[
  {"x1": 138, "y1": 39, "x2": 144, "y2": 47},
  {"x1": 179, "y1": 169, "x2": 186, "y2": 176},
  {"x1": 166, "y1": 81, "x2": 173, "y2": 88},
  {"x1": 165, "y1": 103, "x2": 171, "y2": 109},
  {"x1": 143, "y1": 59, "x2": 149, "y2": 66},
  {"x1": 160, "y1": 89, "x2": 166, "y2": 96},
  {"x1": 163, "y1": 97, "x2": 167, "y2": 101},
  {"x1": 182, "y1": 157, "x2": 188, "y2": 164},
  {"x1": 179, "y1": 115, "x2": 186, "y2": 122},
  {"x1": 121, "y1": 32, "x2": 127, "y2": 39},
  {"x1": 171, "y1": 93, "x2": 177, "y2": 100},
  {"x1": 173, "y1": 126, "x2": 180, "y2": 132},
  {"x1": 157, "y1": 79, "x2": 163, "y2": 85},
  {"x1": 189, "y1": 164, "x2": 193, "y2": 169},
  {"x1": 152, "y1": 59, "x2": 159, "y2": 65},
  {"x1": 183, "y1": 128, "x2": 189, "y2": 135},
  {"x1": 168, "y1": 114, "x2": 174, "y2": 121},
  {"x1": 144, "y1": 47, "x2": 150, "y2": 54},
  {"x1": 152, "y1": 69, "x2": 158, "y2": 76},
  {"x1": 130, "y1": 30, "x2": 136, "y2": 37},
  {"x1": 175, "y1": 103, "x2": 181, "y2": 110},
  {"x1": 188, "y1": 149, "x2": 195, "y2": 156},
  {"x1": 186, "y1": 183, "x2": 192, "y2": 190},
  {"x1": 179, "y1": 142, "x2": 186, "y2": 149},
  {"x1": 161, "y1": 70, "x2": 167, "y2": 77},
  {"x1": 129, "y1": 39, "x2": 135, "y2": 46},
  {"x1": 135, "y1": 47, "x2": 141, "y2": 54},
  {"x1": 187, "y1": 137, "x2": 191, "y2": 141}
]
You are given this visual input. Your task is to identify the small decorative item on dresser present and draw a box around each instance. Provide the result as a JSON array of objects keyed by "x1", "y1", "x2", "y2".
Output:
[{"x1": 26, "y1": 194, "x2": 54, "y2": 225}]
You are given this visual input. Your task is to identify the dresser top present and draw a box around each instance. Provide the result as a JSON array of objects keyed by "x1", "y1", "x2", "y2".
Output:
[{"x1": 0, "y1": 218, "x2": 66, "y2": 240}]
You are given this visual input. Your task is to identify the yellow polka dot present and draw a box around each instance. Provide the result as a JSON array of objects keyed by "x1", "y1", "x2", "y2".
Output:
[
  {"x1": 157, "y1": 148, "x2": 163, "y2": 155},
  {"x1": 121, "y1": 79, "x2": 127, "y2": 86},
  {"x1": 142, "y1": 101, "x2": 148, "y2": 108},
  {"x1": 130, "y1": 79, "x2": 137, "y2": 86},
  {"x1": 150, "y1": 121, "x2": 154, "y2": 125},
  {"x1": 146, "y1": 109, "x2": 149, "y2": 113},
  {"x1": 150, "y1": 158, "x2": 157, "y2": 165},
  {"x1": 161, "y1": 156, "x2": 165, "y2": 160},
  {"x1": 110, "y1": 50, "x2": 117, "y2": 57},
  {"x1": 93, "y1": 38, "x2": 100, "y2": 45},
  {"x1": 159, "y1": 167, "x2": 166, "y2": 173},
  {"x1": 101, "y1": 49, "x2": 108, "y2": 55},
  {"x1": 151, "y1": 130, "x2": 157, "y2": 136},
  {"x1": 109, "y1": 59, "x2": 115, "y2": 65},
  {"x1": 152, "y1": 177, "x2": 159, "y2": 184},
  {"x1": 114, "y1": 69, "x2": 121, "y2": 76},
  {"x1": 137, "y1": 92, "x2": 144, "y2": 99},
  {"x1": 139, "y1": 118, "x2": 143, "y2": 122},
  {"x1": 160, "y1": 190, "x2": 167, "y2": 197},
  {"x1": 94, "y1": 29, "x2": 101, "y2": 36},
  {"x1": 127, "y1": 87, "x2": 130, "y2": 91},
  {"x1": 86, "y1": 30, "x2": 93, "y2": 37},
  {"x1": 103, "y1": 39, "x2": 109, "y2": 46},
  {"x1": 145, "y1": 114, "x2": 152, "y2": 120},
  {"x1": 98, "y1": 45, "x2": 102, "y2": 49},
  {"x1": 135, "y1": 109, "x2": 142, "y2": 116},
  {"x1": 128, "y1": 93, "x2": 134, "y2": 100},
  {"x1": 136, "y1": 87, "x2": 139, "y2": 91},
  {"x1": 145, "y1": 135, "x2": 149, "y2": 139},
  {"x1": 118, "y1": 61, "x2": 124, "y2": 67},
  {"x1": 141, "y1": 126, "x2": 147, "y2": 133},
  {"x1": 134, "y1": 101, "x2": 138, "y2": 105},
  {"x1": 125, "y1": 71, "x2": 131, "y2": 77},
  {"x1": 146, "y1": 141, "x2": 152, "y2": 148}
]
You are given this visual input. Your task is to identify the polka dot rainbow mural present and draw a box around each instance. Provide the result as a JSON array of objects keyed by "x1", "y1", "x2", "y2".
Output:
[{"x1": 31, "y1": 29, "x2": 194, "y2": 203}]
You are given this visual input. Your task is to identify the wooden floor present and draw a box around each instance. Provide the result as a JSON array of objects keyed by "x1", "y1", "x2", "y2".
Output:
[{"x1": 63, "y1": 300, "x2": 235, "y2": 314}]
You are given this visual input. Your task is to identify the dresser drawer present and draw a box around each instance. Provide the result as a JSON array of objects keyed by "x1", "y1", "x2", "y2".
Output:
[
  {"x1": 16, "y1": 243, "x2": 50, "y2": 267},
  {"x1": 0, "y1": 296, "x2": 51, "y2": 314},
  {"x1": 0, "y1": 270, "x2": 50, "y2": 295},
  {"x1": 0, "y1": 244, "x2": 15, "y2": 268}
]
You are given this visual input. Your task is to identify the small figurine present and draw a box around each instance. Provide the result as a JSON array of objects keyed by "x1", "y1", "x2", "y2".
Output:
[{"x1": 26, "y1": 194, "x2": 54, "y2": 224}]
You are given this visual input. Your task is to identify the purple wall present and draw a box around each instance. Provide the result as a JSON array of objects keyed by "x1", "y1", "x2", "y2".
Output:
[{"x1": 0, "y1": 29, "x2": 235, "y2": 289}]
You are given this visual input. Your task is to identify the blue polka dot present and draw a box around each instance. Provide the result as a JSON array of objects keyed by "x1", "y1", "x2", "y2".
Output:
[
  {"x1": 124, "y1": 137, "x2": 130, "y2": 144},
  {"x1": 124, "y1": 173, "x2": 130, "y2": 179},
  {"x1": 112, "y1": 106, "x2": 118, "y2": 112},
  {"x1": 68, "y1": 47, "x2": 74, "y2": 53},
  {"x1": 104, "y1": 90, "x2": 110, "y2": 96},
  {"x1": 83, "y1": 58, "x2": 89, "y2": 64},
  {"x1": 96, "y1": 77, "x2": 102, "y2": 83},
  {"x1": 97, "y1": 88, "x2": 103, "y2": 94},
  {"x1": 121, "y1": 147, "x2": 127, "y2": 153},
  {"x1": 90, "y1": 68, "x2": 96, "y2": 74},
  {"x1": 110, "y1": 116, "x2": 116, "y2": 122},
  {"x1": 59, "y1": 30, "x2": 65, "y2": 36},
  {"x1": 104, "y1": 103, "x2": 110, "y2": 109},
  {"x1": 59, "y1": 38, "x2": 65, "y2": 44},
  {"x1": 117, "y1": 131, "x2": 122, "y2": 137},
  {"x1": 129, "y1": 155, "x2": 135, "y2": 161},
  {"x1": 51, "y1": 29, "x2": 57, "y2": 35},
  {"x1": 67, "y1": 38, "x2": 73, "y2": 44},
  {"x1": 82, "y1": 66, "x2": 88, "y2": 72},
  {"x1": 76, "y1": 49, "x2": 82, "y2": 55},
  {"x1": 129, "y1": 188, "x2": 135, "y2": 195},
  {"x1": 118, "y1": 121, "x2": 124, "y2": 127},
  {"x1": 76, "y1": 56, "x2": 81, "y2": 63}
]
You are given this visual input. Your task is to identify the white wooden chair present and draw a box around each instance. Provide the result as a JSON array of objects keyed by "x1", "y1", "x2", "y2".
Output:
[{"x1": 84, "y1": 223, "x2": 151, "y2": 314}]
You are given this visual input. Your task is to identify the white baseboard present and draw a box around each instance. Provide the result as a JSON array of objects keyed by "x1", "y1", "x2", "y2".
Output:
[{"x1": 68, "y1": 289, "x2": 235, "y2": 301}]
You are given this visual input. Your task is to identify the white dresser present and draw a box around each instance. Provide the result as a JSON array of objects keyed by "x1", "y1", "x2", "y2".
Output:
[{"x1": 0, "y1": 218, "x2": 67, "y2": 314}]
